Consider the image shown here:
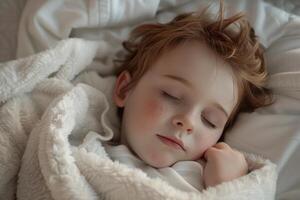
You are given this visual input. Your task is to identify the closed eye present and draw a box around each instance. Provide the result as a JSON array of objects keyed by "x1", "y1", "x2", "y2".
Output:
[
  {"x1": 201, "y1": 115, "x2": 216, "y2": 129},
  {"x1": 161, "y1": 91, "x2": 181, "y2": 101}
]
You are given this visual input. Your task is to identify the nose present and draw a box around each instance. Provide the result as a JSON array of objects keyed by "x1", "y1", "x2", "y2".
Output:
[{"x1": 172, "y1": 114, "x2": 194, "y2": 134}]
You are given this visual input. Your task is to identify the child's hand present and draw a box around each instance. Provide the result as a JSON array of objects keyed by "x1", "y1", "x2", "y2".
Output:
[{"x1": 203, "y1": 142, "x2": 248, "y2": 188}]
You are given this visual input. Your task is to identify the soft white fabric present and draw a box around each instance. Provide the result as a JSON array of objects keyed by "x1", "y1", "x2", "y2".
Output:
[
  {"x1": 105, "y1": 143, "x2": 205, "y2": 192},
  {"x1": 1, "y1": 0, "x2": 300, "y2": 62},
  {"x1": 0, "y1": 38, "x2": 277, "y2": 200},
  {"x1": 15, "y1": 1, "x2": 300, "y2": 198},
  {"x1": 17, "y1": 0, "x2": 293, "y2": 58}
]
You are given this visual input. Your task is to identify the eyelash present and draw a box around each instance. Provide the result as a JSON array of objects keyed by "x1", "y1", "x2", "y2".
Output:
[
  {"x1": 201, "y1": 115, "x2": 216, "y2": 129},
  {"x1": 161, "y1": 91, "x2": 181, "y2": 102}
]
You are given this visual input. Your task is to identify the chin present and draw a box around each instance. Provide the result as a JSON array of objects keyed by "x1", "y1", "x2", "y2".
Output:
[
  {"x1": 142, "y1": 155, "x2": 175, "y2": 168},
  {"x1": 128, "y1": 140, "x2": 176, "y2": 168}
]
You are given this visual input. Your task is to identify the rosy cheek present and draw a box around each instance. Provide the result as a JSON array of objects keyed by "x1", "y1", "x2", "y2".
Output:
[
  {"x1": 143, "y1": 97, "x2": 164, "y2": 121},
  {"x1": 132, "y1": 98, "x2": 164, "y2": 136}
]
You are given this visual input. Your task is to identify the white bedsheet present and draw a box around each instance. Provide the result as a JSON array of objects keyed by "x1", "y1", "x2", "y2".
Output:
[{"x1": 1, "y1": 0, "x2": 299, "y2": 60}]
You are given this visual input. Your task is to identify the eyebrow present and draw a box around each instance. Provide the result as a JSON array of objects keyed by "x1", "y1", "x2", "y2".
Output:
[
  {"x1": 163, "y1": 74, "x2": 194, "y2": 89},
  {"x1": 162, "y1": 74, "x2": 229, "y2": 118}
]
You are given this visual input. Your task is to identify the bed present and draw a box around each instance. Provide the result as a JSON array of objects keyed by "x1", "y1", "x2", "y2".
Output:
[{"x1": 0, "y1": 0, "x2": 300, "y2": 199}]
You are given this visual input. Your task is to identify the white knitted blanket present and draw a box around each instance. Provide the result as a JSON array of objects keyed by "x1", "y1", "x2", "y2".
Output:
[{"x1": 0, "y1": 38, "x2": 277, "y2": 200}]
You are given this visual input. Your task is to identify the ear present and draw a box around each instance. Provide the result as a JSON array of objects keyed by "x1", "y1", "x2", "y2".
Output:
[{"x1": 113, "y1": 71, "x2": 132, "y2": 107}]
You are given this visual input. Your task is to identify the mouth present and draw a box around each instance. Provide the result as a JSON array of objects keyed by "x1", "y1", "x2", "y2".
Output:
[{"x1": 156, "y1": 134, "x2": 185, "y2": 151}]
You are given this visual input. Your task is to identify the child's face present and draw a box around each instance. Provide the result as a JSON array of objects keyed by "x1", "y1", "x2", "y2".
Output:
[{"x1": 114, "y1": 41, "x2": 237, "y2": 168}]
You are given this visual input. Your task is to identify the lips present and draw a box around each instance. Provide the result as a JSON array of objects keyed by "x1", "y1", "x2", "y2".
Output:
[{"x1": 156, "y1": 134, "x2": 185, "y2": 151}]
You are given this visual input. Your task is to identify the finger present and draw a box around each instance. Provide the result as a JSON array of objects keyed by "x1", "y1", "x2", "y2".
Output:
[
  {"x1": 203, "y1": 147, "x2": 218, "y2": 161},
  {"x1": 213, "y1": 142, "x2": 230, "y2": 150},
  {"x1": 203, "y1": 148, "x2": 212, "y2": 161}
]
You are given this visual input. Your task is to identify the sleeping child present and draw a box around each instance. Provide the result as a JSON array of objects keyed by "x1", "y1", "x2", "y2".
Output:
[
  {"x1": 0, "y1": 1, "x2": 277, "y2": 199},
  {"x1": 105, "y1": 2, "x2": 274, "y2": 191}
]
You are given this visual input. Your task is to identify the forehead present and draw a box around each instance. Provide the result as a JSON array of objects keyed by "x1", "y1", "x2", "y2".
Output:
[{"x1": 146, "y1": 41, "x2": 238, "y2": 113}]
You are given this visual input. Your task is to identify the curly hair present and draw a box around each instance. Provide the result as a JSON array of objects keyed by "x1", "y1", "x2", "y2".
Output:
[{"x1": 114, "y1": 2, "x2": 274, "y2": 135}]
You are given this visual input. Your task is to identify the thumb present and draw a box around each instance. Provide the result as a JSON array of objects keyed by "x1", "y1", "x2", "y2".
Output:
[{"x1": 203, "y1": 147, "x2": 215, "y2": 161}]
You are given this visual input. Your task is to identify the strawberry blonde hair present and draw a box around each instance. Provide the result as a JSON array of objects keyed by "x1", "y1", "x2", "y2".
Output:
[{"x1": 114, "y1": 2, "x2": 274, "y2": 135}]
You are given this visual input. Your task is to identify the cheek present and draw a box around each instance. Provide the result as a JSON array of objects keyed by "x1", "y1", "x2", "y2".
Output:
[
  {"x1": 143, "y1": 97, "x2": 165, "y2": 122},
  {"x1": 191, "y1": 134, "x2": 220, "y2": 158},
  {"x1": 128, "y1": 95, "x2": 166, "y2": 134}
]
